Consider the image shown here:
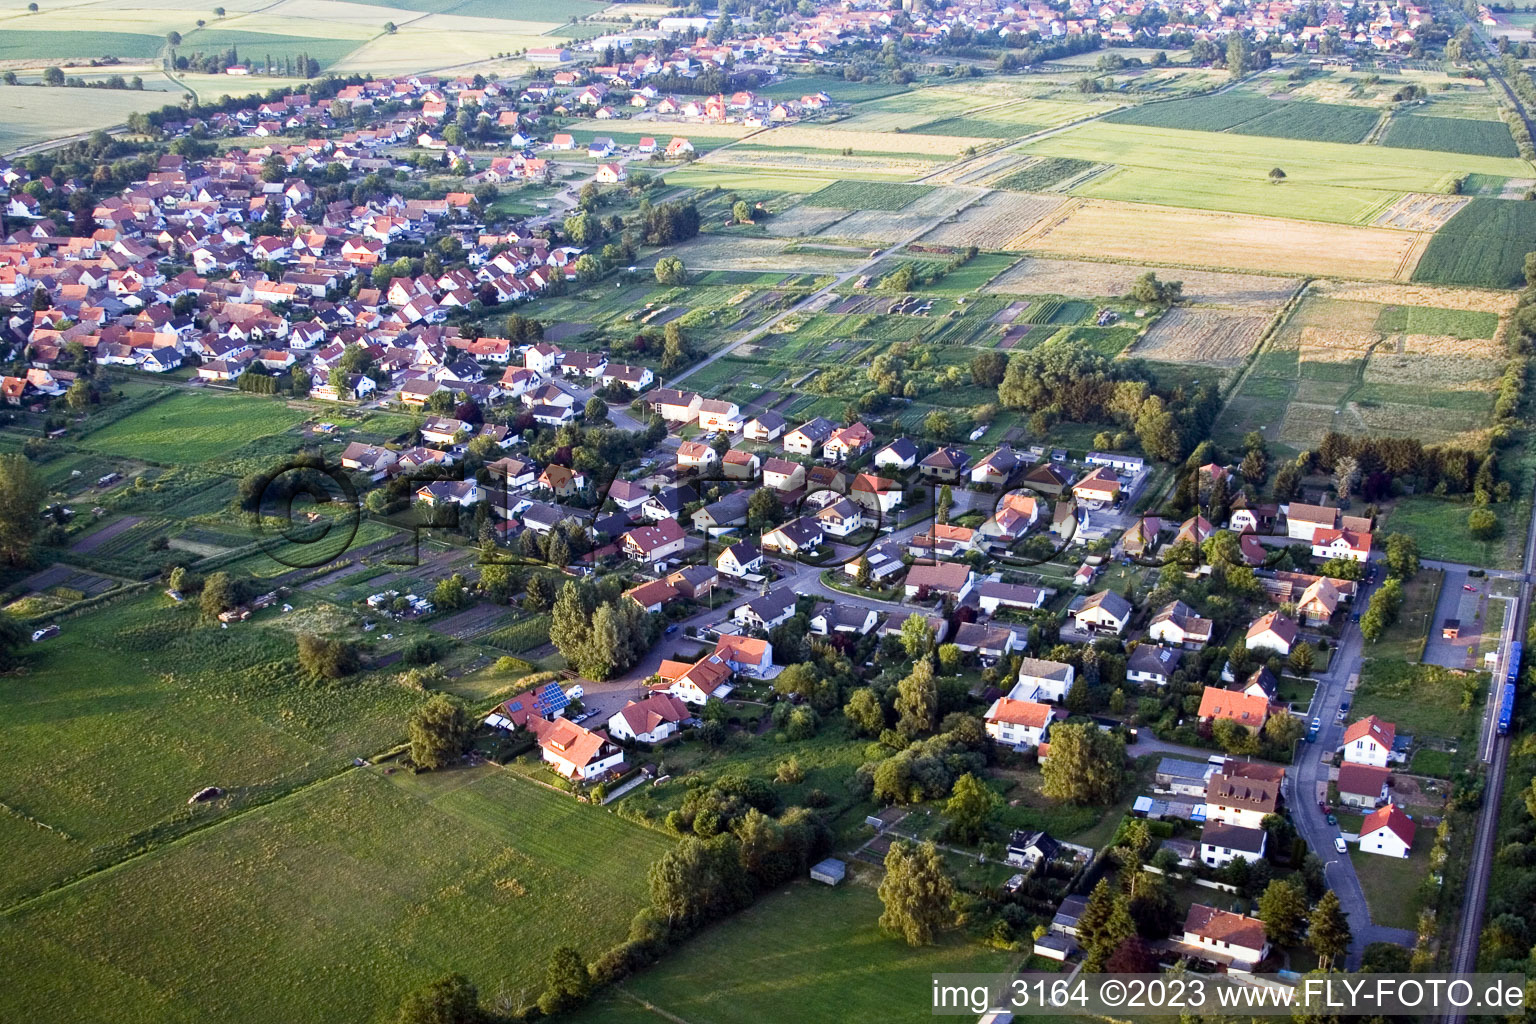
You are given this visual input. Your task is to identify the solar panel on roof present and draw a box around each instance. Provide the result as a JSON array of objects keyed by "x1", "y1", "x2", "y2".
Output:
[{"x1": 506, "y1": 699, "x2": 524, "y2": 713}]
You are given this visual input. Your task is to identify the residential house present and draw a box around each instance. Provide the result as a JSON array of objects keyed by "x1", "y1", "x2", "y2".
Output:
[
  {"x1": 1284, "y1": 502, "x2": 1338, "y2": 541},
  {"x1": 850, "y1": 473, "x2": 903, "y2": 515},
  {"x1": 714, "y1": 633, "x2": 774, "y2": 678},
  {"x1": 734, "y1": 588, "x2": 798, "y2": 631},
  {"x1": 1181, "y1": 905, "x2": 1270, "y2": 966},
  {"x1": 823, "y1": 422, "x2": 874, "y2": 462},
  {"x1": 692, "y1": 491, "x2": 751, "y2": 536},
  {"x1": 641, "y1": 484, "x2": 697, "y2": 522},
  {"x1": 976, "y1": 581, "x2": 1047, "y2": 615},
  {"x1": 1204, "y1": 771, "x2": 1280, "y2": 829},
  {"x1": 809, "y1": 605, "x2": 881, "y2": 637},
  {"x1": 762, "y1": 457, "x2": 805, "y2": 493},
  {"x1": 622, "y1": 519, "x2": 687, "y2": 564},
  {"x1": 979, "y1": 492, "x2": 1039, "y2": 544},
  {"x1": 716, "y1": 540, "x2": 763, "y2": 579},
  {"x1": 917, "y1": 445, "x2": 969, "y2": 481},
  {"x1": 743, "y1": 411, "x2": 785, "y2": 441},
  {"x1": 696, "y1": 397, "x2": 741, "y2": 433},
  {"x1": 1005, "y1": 829, "x2": 1061, "y2": 869},
  {"x1": 1359, "y1": 803, "x2": 1415, "y2": 858},
  {"x1": 646, "y1": 387, "x2": 702, "y2": 423},
  {"x1": 1312, "y1": 527, "x2": 1372, "y2": 563},
  {"x1": 1073, "y1": 590, "x2": 1132, "y2": 635},
  {"x1": 1021, "y1": 461, "x2": 1072, "y2": 498},
  {"x1": 783, "y1": 417, "x2": 835, "y2": 456},
  {"x1": 529, "y1": 717, "x2": 624, "y2": 780},
  {"x1": 537, "y1": 464, "x2": 586, "y2": 498},
  {"x1": 1336, "y1": 763, "x2": 1391, "y2": 809},
  {"x1": 903, "y1": 561, "x2": 974, "y2": 602},
  {"x1": 813, "y1": 497, "x2": 863, "y2": 538},
  {"x1": 984, "y1": 696, "x2": 1053, "y2": 750},
  {"x1": 1126, "y1": 644, "x2": 1182, "y2": 686},
  {"x1": 844, "y1": 540, "x2": 906, "y2": 585},
  {"x1": 951, "y1": 621, "x2": 1019, "y2": 660},
  {"x1": 1296, "y1": 577, "x2": 1343, "y2": 626},
  {"x1": 1071, "y1": 467, "x2": 1122, "y2": 505},
  {"x1": 341, "y1": 442, "x2": 399, "y2": 481},
  {"x1": 1197, "y1": 686, "x2": 1270, "y2": 733},
  {"x1": 676, "y1": 440, "x2": 719, "y2": 471},
  {"x1": 1199, "y1": 821, "x2": 1268, "y2": 869},
  {"x1": 1245, "y1": 611, "x2": 1298, "y2": 656},
  {"x1": 1342, "y1": 715, "x2": 1395, "y2": 768},
  {"x1": 874, "y1": 437, "x2": 919, "y2": 472},
  {"x1": 1013, "y1": 657, "x2": 1075, "y2": 703},
  {"x1": 1147, "y1": 600, "x2": 1213, "y2": 649},
  {"x1": 653, "y1": 653, "x2": 734, "y2": 705},
  {"x1": 761, "y1": 516, "x2": 823, "y2": 556},
  {"x1": 722, "y1": 449, "x2": 759, "y2": 480},
  {"x1": 607, "y1": 693, "x2": 690, "y2": 744},
  {"x1": 970, "y1": 445, "x2": 1021, "y2": 486}
]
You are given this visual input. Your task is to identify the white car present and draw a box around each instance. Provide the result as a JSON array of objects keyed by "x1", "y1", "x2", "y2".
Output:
[{"x1": 1334, "y1": 837, "x2": 1348, "y2": 854}]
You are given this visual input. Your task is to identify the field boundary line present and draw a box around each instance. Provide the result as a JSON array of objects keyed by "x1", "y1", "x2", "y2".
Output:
[{"x1": 613, "y1": 986, "x2": 695, "y2": 1024}]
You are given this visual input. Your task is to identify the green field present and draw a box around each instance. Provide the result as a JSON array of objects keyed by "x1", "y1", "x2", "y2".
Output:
[
  {"x1": 1025, "y1": 122, "x2": 1531, "y2": 224},
  {"x1": 1105, "y1": 94, "x2": 1379, "y2": 143},
  {"x1": 803, "y1": 180, "x2": 937, "y2": 210},
  {"x1": 0, "y1": 595, "x2": 422, "y2": 902},
  {"x1": 760, "y1": 75, "x2": 912, "y2": 103},
  {"x1": 1374, "y1": 305, "x2": 1499, "y2": 339},
  {"x1": 994, "y1": 157, "x2": 1095, "y2": 192},
  {"x1": 175, "y1": 29, "x2": 365, "y2": 70},
  {"x1": 0, "y1": 84, "x2": 173, "y2": 152},
  {"x1": 1411, "y1": 198, "x2": 1536, "y2": 289},
  {"x1": 305, "y1": 0, "x2": 605, "y2": 16},
  {"x1": 1381, "y1": 495, "x2": 1519, "y2": 568},
  {"x1": 79, "y1": 391, "x2": 309, "y2": 464},
  {"x1": 0, "y1": 765, "x2": 669, "y2": 1024},
  {"x1": 1381, "y1": 113, "x2": 1519, "y2": 159},
  {"x1": 0, "y1": 29, "x2": 165, "y2": 59},
  {"x1": 906, "y1": 116, "x2": 1037, "y2": 138},
  {"x1": 1354, "y1": 660, "x2": 1483, "y2": 742},
  {"x1": 561, "y1": 879, "x2": 1022, "y2": 1024}
]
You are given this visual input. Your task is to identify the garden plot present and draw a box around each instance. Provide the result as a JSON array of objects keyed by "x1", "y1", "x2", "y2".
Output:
[
  {"x1": 920, "y1": 191, "x2": 1066, "y2": 249},
  {"x1": 649, "y1": 236, "x2": 869, "y2": 274},
  {"x1": 70, "y1": 515, "x2": 144, "y2": 555},
  {"x1": 17, "y1": 563, "x2": 119, "y2": 597},
  {"x1": 1373, "y1": 193, "x2": 1471, "y2": 232},
  {"x1": 1018, "y1": 199, "x2": 1427, "y2": 280},
  {"x1": 984, "y1": 256, "x2": 1297, "y2": 309},
  {"x1": 761, "y1": 204, "x2": 852, "y2": 237},
  {"x1": 803, "y1": 180, "x2": 937, "y2": 210},
  {"x1": 819, "y1": 187, "x2": 982, "y2": 243},
  {"x1": 427, "y1": 603, "x2": 514, "y2": 641},
  {"x1": 749, "y1": 126, "x2": 991, "y2": 157},
  {"x1": 1129, "y1": 308, "x2": 1270, "y2": 367}
]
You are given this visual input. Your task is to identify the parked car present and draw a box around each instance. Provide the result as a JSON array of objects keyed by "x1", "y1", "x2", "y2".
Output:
[
  {"x1": 1327, "y1": 813, "x2": 1338, "y2": 826},
  {"x1": 1334, "y1": 837, "x2": 1348, "y2": 854},
  {"x1": 664, "y1": 624, "x2": 679, "y2": 635}
]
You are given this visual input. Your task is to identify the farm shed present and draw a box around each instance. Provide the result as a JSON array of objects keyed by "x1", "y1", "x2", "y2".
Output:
[{"x1": 810, "y1": 858, "x2": 846, "y2": 885}]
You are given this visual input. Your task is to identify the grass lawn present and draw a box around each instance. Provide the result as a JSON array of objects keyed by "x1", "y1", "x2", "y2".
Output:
[
  {"x1": 0, "y1": 594, "x2": 422, "y2": 904},
  {"x1": 1381, "y1": 496, "x2": 1519, "y2": 570},
  {"x1": 79, "y1": 391, "x2": 309, "y2": 465},
  {"x1": 560, "y1": 877, "x2": 1022, "y2": 1024},
  {"x1": 1372, "y1": 568, "x2": 1441, "y2": 663},
  {"x1": 1349, "y1": 841, "x2": 1433, "y2": 931},
  {"x1": 1408, "y1": 748, "x2": 1454, "y2": 778},
  {"x1": 1353, "y1": 660, "x2": 1483, "y2": 743},
  {"x1": 1277, "y1": 675, "x2": 1317, "y2": 710},
  {"x1": 0, "y1": 765, "x2": 670, "y2": 1024}
]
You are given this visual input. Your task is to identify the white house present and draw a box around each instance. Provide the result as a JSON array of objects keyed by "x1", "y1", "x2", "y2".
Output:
[
  {"x1": 716, "y1": 540, "x2": 763, "y2": 579},
  {"x1": 531, "y1": 717, "x2": 624, "y2": 780},
  {"x1": 1341, "y1": 715, "x2": 1395, "y2": 768},
  {"x1": 1203, "y1": 771, "x2": 1279, "y2": 830},
  {"x1": 983, "y1": 696, "x2": 1052, "y2": 750},
  {"x1": 1012, "y1": 657, "x2": 1075, "y2": 704},
  {"x1": 1199, "y1": 821, "x2": 1267, "y2": 868},
  {"x1": 607, "y1": 693, "x2": 690, "y2": 743},
  {"x1": 1358, "y1": 803, "x2": 1415, "y2": 858},
  {"x1": 1181, "y1": 905, "x2": 1270, "y2": 967},
  {"x1": 1245, "y1": 611, "x2": 1298, "y2": 656},
  {"x1": 1073, "y1": 590, "x2": 1132, "y2": 635}
]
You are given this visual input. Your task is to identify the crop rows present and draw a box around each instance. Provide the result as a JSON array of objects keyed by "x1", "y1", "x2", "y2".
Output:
[
  {"x1": 905, "y1": 117, "x2": 1039, "y2": 138},
  {"x1": 803, "y1": 180, "x2": 937, "y2": 210},
  {"x1": 1411, "y1": 198, "x2": 1536, "y2": 288},
  {"x1": 1381, "y1": 114, "x2": 1519, "y2": 159},
  {"x1": 993, "y1": 157, "x2": 1095, "y2": 192},
  {"x1": 1105, "y1": 95, "x2": 1377, "y2": 143}
]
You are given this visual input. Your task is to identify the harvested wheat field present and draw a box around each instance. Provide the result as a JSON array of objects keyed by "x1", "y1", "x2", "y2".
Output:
[
  {"x1": 921, "y1": 191, "x2": 1066, "y2": 249},
  {"x1": 1373, "y1": 193, "x2": 1471, "y2": 232},
  {"x1": 1130, "y1": 308, "x2": 1270, "y2": 367},
  {"x1": 985, "y1": 256, "x2": 1297, "y2": 309},
  {"x1": 1323, "y1": 280, "x2": 1519, "y2": 316},
  {"x1": 1363, "y1": 351, "x2": 1506, "y2": 389},
  {"x1": 1017, "y1": 199, "x2": 1429, "y2": 280},
  {"x1": 821, "y1": 187, "x2": 985, "y2": 243}
]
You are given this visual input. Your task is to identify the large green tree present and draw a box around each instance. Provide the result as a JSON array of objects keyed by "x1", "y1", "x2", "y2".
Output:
[
  {"x1": 537, "y1": 945, "x2": 591, "y2": 1015},
  {"x1": 1308, "y1": 890, "x2": 1351, "y2": 970},
  {"x1": 1257, "y1": 878, "x2": 1308, "y2": 946},
  {"x1": 395, "y1": 973, "x2": 480, "y2": 1024},
  {"x1": 944, "y1": 772, "x2": 1000, "y2": 844},
  {"x1": 0, "y1": 453, "x2": 44, "y2": 565},
  {"x1": 877, "y1": 839, "x2": 956, "y2": 946},
  {"x1": 894, "y1": 656, "x2": 939, "y2": 738},
  {"x1": 1040, "y1": 722, "x2": 1125, "y2": 804},
  {"x1": 408, "y1": 694, "x2": 471, "y2": 771}
]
